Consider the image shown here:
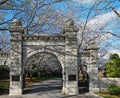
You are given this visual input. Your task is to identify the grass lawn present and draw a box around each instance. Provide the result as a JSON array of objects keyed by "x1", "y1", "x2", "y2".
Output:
[
  {"x1": 97, "y1": 93, "x2": 120, "y2": 98},
  {"x1": 0, "y1": 79, "x2": 9, "y2": 95},
  {"x1": 0, "y1": 79, "x2": 9, "y2": 89},
  {"x1": 25, "y1": 77, "x2": 40, "y2": 85}
]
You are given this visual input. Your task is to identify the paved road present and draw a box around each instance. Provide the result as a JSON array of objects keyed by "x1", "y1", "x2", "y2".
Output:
[{"x1": 0, "y1": 78, "x2": 102, "y2": 98}]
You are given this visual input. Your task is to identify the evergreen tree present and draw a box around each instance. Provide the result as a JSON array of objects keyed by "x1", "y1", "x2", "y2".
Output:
[{"x1": 106, "y1": 53, "x2": 120, "y2": 77}]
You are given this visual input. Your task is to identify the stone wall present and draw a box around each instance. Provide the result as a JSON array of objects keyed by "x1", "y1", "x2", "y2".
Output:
[{"x1": 99, "y1": 78, "x2": 120, "y2": 92}]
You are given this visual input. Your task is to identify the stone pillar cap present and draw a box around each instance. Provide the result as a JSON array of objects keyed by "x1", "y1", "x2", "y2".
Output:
[
  {"x1": 12, "y1": 19, "x2": 22, "y2": 26},
  {"x1": 9, "y1": 19, "x2": 23, "y2": 32},
  {"x1": 84, "y1": 40, "x2": 100, "y2": 50},
  {"x1": 62, "y1": 19, "x2": 79, "y2": 33}
]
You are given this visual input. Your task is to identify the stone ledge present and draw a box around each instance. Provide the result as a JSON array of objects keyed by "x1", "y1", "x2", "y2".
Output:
[
  {"x1": 0, "y1": 52, "x2": 10, "y2": 57},
  {"x1": 23, "y1": 34, "x2": 65, "y2": 41},
  {"x1": 9, "y1": 26, "x2": 23, "y2": 32}
]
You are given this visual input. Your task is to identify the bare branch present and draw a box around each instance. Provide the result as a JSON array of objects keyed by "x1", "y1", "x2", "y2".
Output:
[
  {"x1": 25, "y1": 0, "x2": 64, "y2": 31},
  {"x1": 0, "y1": 13, "x2": 19, "y2": 25},
  {"x1": 104, "y1": 31, "x2": 120, "y2": 38},
  {"x1": 78, "y1": 0, "x2": 98, "y2": 50},
  {"x1": 105, "y1": 0, "x2": 120, "y2": 17},
  {"x1": 0, "y1": 0, "x2": 9, "y2": 6}
]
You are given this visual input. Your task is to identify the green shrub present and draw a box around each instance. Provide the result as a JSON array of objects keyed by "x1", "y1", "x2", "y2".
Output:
[
  {"x1": 106, "y1": 58, "x2": 120, "y2": 77},
  {"x1": 107, "y1": 84, "x2": 120, "y2": 95}
]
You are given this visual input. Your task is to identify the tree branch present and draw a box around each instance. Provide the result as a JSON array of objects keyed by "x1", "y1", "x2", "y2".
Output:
[
  {"x1": 105, "y1": 0, "x2": 120, "y2": 17},
  {"x1": 24, "y1": 0, "x2": 63, "y2": 32},
  {"x1": 105, "y1": 31, "x2": 120, "y2": 38},
  {"x1": 0, "y1": 0, "x2": 9, "y2": 6},
  {"x1": 78, "y1": 0, "x2": 98, "y2": 50}
]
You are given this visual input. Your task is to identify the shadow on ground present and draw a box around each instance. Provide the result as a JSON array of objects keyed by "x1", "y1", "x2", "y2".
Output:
[{"x1": 24, "y1": 78, "x2": 62, "y2": 94}]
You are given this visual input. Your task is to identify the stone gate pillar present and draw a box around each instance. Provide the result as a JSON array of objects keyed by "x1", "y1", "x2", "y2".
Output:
[
  {"x1": 9, "y1": 19, "x2": 23, "y2": 95},
  {"x1": 85, "y1": 40, "x2": 99, "y2": 93},
  {"x1": 64, "y1": 19, "x2": 79, "y2": 95}
]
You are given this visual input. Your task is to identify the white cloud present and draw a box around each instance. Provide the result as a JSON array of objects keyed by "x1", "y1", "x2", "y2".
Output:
[
  {"x1": 87, "y1": 10, "x2": 119, "y2": 31},
  {"x1": 74, "y1": 0, "x2": 97, "y2": 4},
  {"x1": 99, "y1": 49, "x2": 120, "y2": 60},
  {"x1": 77, "y1": 11, "x2": 118, "y2": 38},
  {"x1": 98, "y1": 49, "x2": 120, "y2": 67}
]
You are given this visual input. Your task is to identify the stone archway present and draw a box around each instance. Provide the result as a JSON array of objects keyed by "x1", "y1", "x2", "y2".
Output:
[
  {"x1": 26, "y1": 50, "x2": 65, "y2": 70},
  {"x1": 8, "y1": 19, "x2": 99, "y2": 96},
  {"x1": 24, "y1": 52, "x2": 63, "y2": 92},
  {"x1": 9, "y1": 19, "x2": 79, "y2": 95}
]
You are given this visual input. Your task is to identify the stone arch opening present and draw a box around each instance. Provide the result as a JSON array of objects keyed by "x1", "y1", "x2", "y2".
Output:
[
  {"x1": 0, "y1": 65, "x2": 10, "y2": 79},
  {"x1": 0, "y1": 65, "x2": 10, "y2": 95},
  {"x1": 78, "y1": 65, "x2": 89, "y2": 93},
  {"x1": 26, "y1": 49, "x2": 65, "y2": 70},
  {"x1": 24, "y1": 52, "x2": 64, "y2": 93}
]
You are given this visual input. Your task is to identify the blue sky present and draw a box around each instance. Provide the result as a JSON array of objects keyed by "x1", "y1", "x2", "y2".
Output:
[
  {"x1": 1, "y1": 0, "x2": 120, "y2": 51},
  {"x1": 73, "y1": 0, "x2": 120, "y2": 50}
]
